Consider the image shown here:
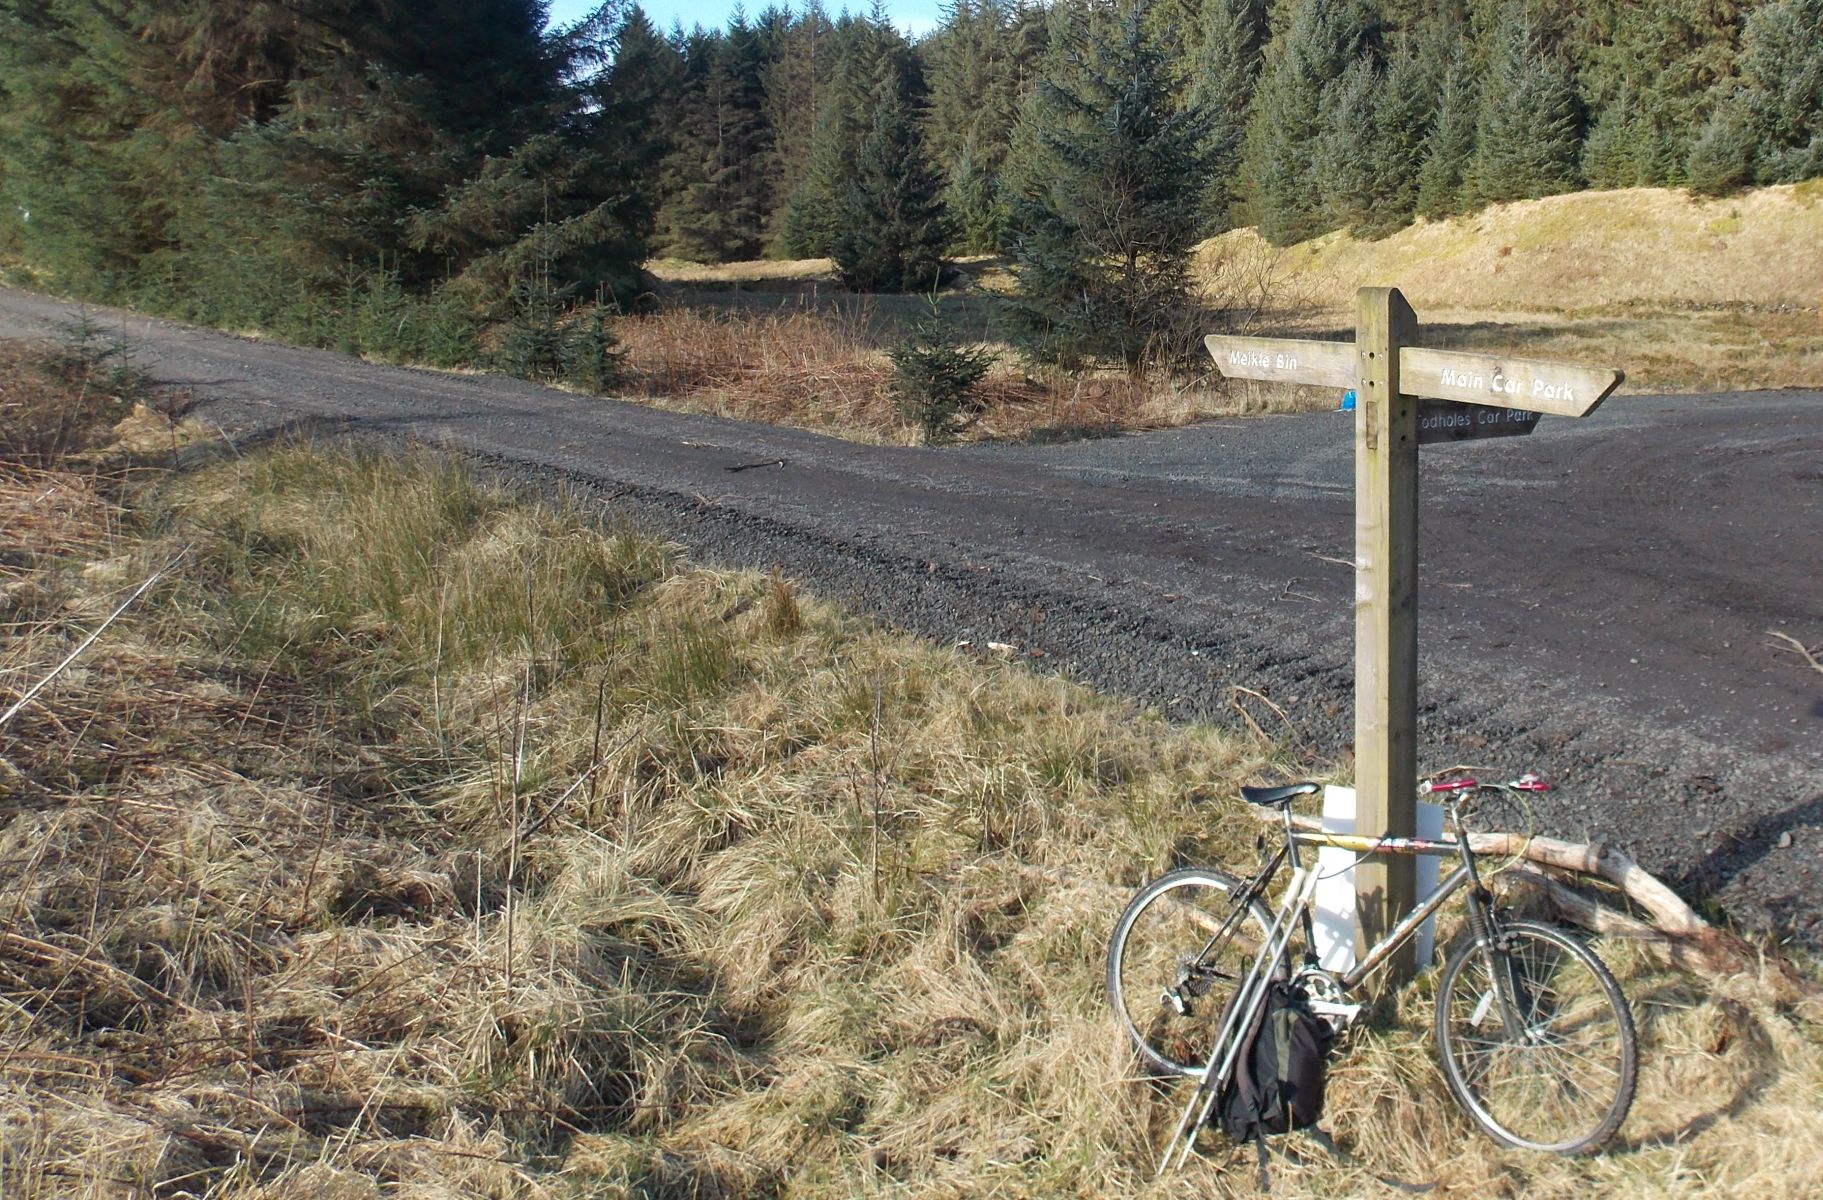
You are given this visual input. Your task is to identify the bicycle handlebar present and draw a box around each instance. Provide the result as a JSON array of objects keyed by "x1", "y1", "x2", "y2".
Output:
[{"x1": 1418, "y1": 772, "x2": 1551, "y2": 796}]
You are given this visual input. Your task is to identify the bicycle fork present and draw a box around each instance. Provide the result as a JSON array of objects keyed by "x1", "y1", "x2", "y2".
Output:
[
  {"x1": 1157, "y1": 863, "x2": 1323, "y2": 1176},
  {"x1": 1447, "y1": 811, "x2": 1532, "y2": 1041}
]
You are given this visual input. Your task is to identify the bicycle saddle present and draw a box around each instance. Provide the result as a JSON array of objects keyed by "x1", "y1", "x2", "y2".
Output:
[{"x1": 1239, "y1": 781, "x2": 1321, "y2": 808}]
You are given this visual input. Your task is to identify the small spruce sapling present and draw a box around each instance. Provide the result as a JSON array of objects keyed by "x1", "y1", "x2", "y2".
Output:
[
  {"x1": 496, "y1": 275, "x2": 568, "y2": 382},
  {"x1": 560, "y1": 307, "x2": 623, "y2": 394},
  {"x1": 887, "y1": 301, "x2": 995, "y2": 443}
]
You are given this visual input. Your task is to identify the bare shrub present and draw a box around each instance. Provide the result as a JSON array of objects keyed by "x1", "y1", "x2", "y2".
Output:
[{"x1": 615, "y1": 303, "x2": 899, "y2": 435}]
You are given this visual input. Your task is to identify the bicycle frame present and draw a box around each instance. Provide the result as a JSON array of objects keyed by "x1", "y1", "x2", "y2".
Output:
[
  {"x1": 1288, "y1": 827, "x2": 1476, "y2": 991},
  {"x1": 1158, "y1": 799, "x2": 1507, "y2": 1173}
]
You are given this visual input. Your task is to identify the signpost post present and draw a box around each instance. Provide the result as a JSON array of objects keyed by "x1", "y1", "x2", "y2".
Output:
[{"x1": 1207, "y1": 287, "x2": 1622, "y2": 978}]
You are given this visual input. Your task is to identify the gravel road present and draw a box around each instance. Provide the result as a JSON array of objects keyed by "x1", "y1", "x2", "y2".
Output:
[{"x1": 4, "y1": 286, "x2": 1819, "y2": 944}]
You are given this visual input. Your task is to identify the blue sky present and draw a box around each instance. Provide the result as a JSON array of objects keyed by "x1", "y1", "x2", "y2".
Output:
[{"x1": 548, "y1": 0, "x2": 946, "y2": 39}]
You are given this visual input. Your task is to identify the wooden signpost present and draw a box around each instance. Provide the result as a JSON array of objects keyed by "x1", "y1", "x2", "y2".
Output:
[{"x1": 1207, "y1": 287, "x2": 1622, "y2": 977}]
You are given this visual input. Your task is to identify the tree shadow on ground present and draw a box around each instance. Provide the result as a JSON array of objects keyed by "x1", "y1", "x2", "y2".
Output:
[{"x1": 1612, "y1": 991, "x2": 1780, "y2": 1153}]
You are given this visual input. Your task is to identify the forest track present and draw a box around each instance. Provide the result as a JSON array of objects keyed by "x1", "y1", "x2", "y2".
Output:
[{"x1": 3, "y1": 285, "x2": 1819, "y2": 945}]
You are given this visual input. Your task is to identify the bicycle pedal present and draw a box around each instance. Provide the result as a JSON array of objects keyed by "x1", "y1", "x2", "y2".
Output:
[{"x1": 1307, "y1": 999, "x2": 1362, "y2": 1030}]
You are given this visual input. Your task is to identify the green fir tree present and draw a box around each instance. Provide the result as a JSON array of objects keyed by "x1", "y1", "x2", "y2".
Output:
[
  {"x1": 1185, "y1": 0, "x2": 1267, "y2": 233},
  {"x1": 1001, "y1": 0, "x2": 1210, "y2": 371},
  {"x1": 832, "y1": 70, "x2": 952, "y2": 292},
  {"x1": 1467, "y1": 7, "x2": 1584, "y2": 206},
  {"x1": 1415, "y1": 51, "x2": 1479, "y2": 218},
  {"x1": 1723, "y1": 0, "x2": 1823, "y2": 185},
  {"x1": 1244, "y1": 0, "x2": 1375, "y2": 245}
]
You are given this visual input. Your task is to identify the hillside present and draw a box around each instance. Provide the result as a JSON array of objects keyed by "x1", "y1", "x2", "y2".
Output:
[
  {"x1": 1210, "y1": 181, "x2": 1823, "y2": 313},
  {"x1": 1192, "y1": 183, "x2": 1823, "y2": 397}
]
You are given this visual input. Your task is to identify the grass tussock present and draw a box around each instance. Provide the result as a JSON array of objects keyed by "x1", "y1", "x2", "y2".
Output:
[{"x1": 3, "y1": 339, "x2": 1819, "y2": 1197}]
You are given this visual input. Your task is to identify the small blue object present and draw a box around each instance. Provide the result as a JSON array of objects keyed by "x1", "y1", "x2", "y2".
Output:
[{"x1": 1339, "y1": 389, "x2": 1356, "y2": 412}]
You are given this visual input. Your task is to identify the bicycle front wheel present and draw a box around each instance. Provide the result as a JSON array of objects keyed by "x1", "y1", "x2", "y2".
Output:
[
  {"x1": 1106, "y1": 867, "x2": 1279, "y2": 1078},
  {"x1": 1434, "y1": 919, "x2": 1637, "y2": 1153}
]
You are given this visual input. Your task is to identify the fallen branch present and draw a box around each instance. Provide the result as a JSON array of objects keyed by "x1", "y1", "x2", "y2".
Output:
[
  {"x1": 1231, "y1": 685, "x2": 1305, "y2": 750},
  {"x1": 1767, "y1": 629, "x2": 1823, "y2": 676},
  {"x1": 1249, "y1": 807, "x2": 1815, "y2": 998}
]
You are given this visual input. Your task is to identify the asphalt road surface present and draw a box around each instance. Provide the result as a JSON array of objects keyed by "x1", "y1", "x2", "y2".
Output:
[{"x1": 3, "y1": 287, "x2": 1819, "y2": 944}]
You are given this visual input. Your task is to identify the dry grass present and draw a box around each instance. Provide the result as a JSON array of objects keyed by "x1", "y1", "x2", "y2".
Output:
[
  {"x1": 613, "y1": 303, "x2": 1250, "y2": 445},
  {"x1": 3, "y1": 339, "x2": 1819, "y2": 1198},
  {"x1": 618, "y1": 238, "x2": 1321, "y2": 442},
  {"x1": 614, "y1": 304, "x2": 898, "y2": 437},
  {"x1": 0, "y1": 338, "x2": 150, "y2": 467},
  {"x1": 646, "y1": 258, "x2": 839, "y2": 288},
  {"x1": 1199, "y1": 182, "x2": 1823, "y2": 393}
]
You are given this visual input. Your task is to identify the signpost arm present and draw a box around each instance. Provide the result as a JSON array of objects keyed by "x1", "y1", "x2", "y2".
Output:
[{"x1": 1354, "y1": 287, "x2": 1419, "y2": 979}]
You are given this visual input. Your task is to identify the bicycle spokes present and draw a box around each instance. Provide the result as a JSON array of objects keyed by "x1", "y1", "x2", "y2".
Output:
[{"x1": 1436, "y1": 921, "x2": 1637, "y2": 1153}]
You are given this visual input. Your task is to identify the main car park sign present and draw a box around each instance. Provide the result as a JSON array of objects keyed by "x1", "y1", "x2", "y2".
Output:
[{"x1": 1206, "y1": 288, "x2": 1623, "y2": 976}]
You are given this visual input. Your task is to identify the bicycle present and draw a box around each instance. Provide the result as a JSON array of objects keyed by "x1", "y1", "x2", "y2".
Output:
[{"x1": 1106, "y1": 773, "x2": 1638, "y2": 1174}]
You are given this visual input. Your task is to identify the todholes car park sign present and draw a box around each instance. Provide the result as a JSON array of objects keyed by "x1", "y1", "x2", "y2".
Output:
[{"x1": 1206, "y1": 287, "x2": 1623, "y2": 977}]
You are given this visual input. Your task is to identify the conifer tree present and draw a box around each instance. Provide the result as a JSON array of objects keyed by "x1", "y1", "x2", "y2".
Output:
[
  {"x1": 1415, "y1": 51, "x2": 1479, "y2": 218},
  {"x1": 1723, "y1": 0, "x2": 1823, "y2": 185},
  {"x1": 1357, "y1": 34, "x2": 1439, "y2": 234},
  {"x1": 922, "y1": 0, "x2": 1028, "y2": 252},
  {"x1": 777, "y1": 12, "x2": 907, "y2": 257},
  {"x1": 1570, "y1": 0, "x2": 1754, "y2": 189},
  {"x1": 1315, "y1": 54, "x2": 1385, "y2": 232},
  {"x1": 1308, "y1": 32, "x2": 1443, "y2": 239},
  {"x1": 0, "y1": 0, "x2": 651, "y2": 337},
  {"x1": 1467, "y1": 7, "x2": 1584, "y2": 205},
  {"x1": 1001, "y1": 0, "x2": 1209, "y2": 371},
  {"x1": 833, "y1": 70, "x2": 952, "y2": 291},
  {"x1": 760, "y1": 2, "x2": 834, "y2": 250},
  {"x1": 945, "y1": 134, "x2": 1005, "y2": 253},
  {"x1": 600, "y1": 7, "x2": 682, "y2": 244},
  {"x1": 1683, "y1": 104, "x2": 1757, "y2": 195},
  {"x1": 1185, "y1": 0, "x2": 1266, "y2": 233},
  {"x1": 711, "y1": 15, "x2": 775, "y2": 257},
  {"x1": 655, "y1": 18, "x2": 773, "y2": 262},
  {"x1": 0, "y1": 0, "x2": 319, "y2": 296},
  {"x1": 1244, "y1": 0, "x2": 1374, "y2": 245},
  {"x1": 923, "y1": 0, "x2": 1023, "y2": 171},
  {"x1": 654, "y1": 28, "x2": 720, "y2": 259},
  {"x1": 1580, "y1": 82, "x2": 1649, "y2": 189}
]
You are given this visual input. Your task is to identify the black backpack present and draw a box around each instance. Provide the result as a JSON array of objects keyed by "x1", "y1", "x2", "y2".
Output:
[{"x1": 1214, "y1": 981, "x2": 1336, "y2": 1186}]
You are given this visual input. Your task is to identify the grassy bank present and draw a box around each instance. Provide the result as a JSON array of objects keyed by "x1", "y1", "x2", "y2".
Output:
[
  {"x1": 1202, "y1": 182, "x2": 1823, "y2": 395},
  {"x1": 2, "y1": 341, "x2": 1819, "y2": 1197}
]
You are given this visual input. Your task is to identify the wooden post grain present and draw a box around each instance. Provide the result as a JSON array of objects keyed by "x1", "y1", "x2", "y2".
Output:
[{"x1": 1353, "y1": 287, "x2": 1419, "y2": 978}]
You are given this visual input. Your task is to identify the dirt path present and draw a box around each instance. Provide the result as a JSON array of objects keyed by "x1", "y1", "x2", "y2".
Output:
[{"x1": 3, "y1": 287, "x2": 1818, "y2": 942}]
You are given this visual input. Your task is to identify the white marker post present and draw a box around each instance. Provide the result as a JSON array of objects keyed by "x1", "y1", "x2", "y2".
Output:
[{"x1": 1207, "y1": 289, "x2": 1622, "y2": 979}]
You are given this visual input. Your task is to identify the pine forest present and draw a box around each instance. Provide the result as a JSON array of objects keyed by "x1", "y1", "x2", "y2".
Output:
[{"x1": 2, "y1": 0, "x2": 1820, "y2": 381}]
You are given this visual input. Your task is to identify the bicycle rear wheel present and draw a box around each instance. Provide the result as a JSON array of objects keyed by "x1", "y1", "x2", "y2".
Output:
[
  {"x1": 1106, "y1": 867, "x2": 1279, "y2": 1078},
  {"x1": 1434, "y1": 919, "x2": 1637, "y2": 1153}
]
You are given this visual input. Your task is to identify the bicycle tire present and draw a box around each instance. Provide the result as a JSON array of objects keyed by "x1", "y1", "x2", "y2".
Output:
[
  {"x1": 1106, "y1": 867, "x2": 1281, "y2": 1078},
  {"x1": 1434, "y1": 918, "x2": 1637, "y2": 1153}
]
